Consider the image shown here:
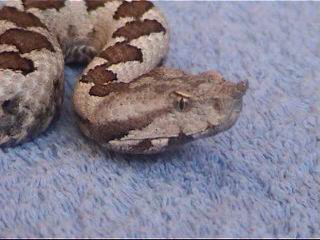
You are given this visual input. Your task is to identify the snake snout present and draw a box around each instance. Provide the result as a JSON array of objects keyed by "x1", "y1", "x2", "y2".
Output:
[{"x1": 230, "y1": 80, "x2": 249, "y2": 99}]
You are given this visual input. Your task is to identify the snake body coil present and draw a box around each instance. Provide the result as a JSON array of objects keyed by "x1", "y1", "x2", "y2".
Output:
[{"x1": 0, "y1": 0, "x2": 247, "y2": 154}]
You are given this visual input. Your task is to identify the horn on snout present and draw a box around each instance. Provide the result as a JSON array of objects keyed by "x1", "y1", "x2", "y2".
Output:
[{"x1": 229, "y1": 80, "x2": 249, "y2": 99}]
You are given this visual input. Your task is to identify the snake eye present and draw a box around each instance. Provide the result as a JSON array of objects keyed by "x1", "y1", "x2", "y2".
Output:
[
  {"x1": 170, "y1": 91, "x2": 192, "y2": 112},
  {"x1": 178, "y1": 97, "x2": 188, "y2": 111}
]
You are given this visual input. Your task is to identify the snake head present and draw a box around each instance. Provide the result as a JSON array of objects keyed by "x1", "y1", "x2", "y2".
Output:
[
  {"x1": 180, "y1": 71, "x2": 248, "y2": 140},
  {"x1": 74, "y1": 67, "x2": 248, "y2": 154}
]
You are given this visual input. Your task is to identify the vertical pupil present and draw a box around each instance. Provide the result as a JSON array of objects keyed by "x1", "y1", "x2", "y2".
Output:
[{"x1": 179, "y1": 98, "x2": 185, "y2": 110}]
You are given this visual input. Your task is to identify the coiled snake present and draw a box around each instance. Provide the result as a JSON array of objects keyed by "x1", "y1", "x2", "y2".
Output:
[{"x1": 0, "y1": 0, "x2": 247, "y2": 154}]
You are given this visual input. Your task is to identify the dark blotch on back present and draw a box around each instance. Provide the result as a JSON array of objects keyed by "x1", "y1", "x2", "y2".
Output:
[
  {"x1": 22, "y1": 0, "x2": 66, "y2": 10},
  {"x1": 113, "y1": 19, "x2": 166, "y2": 41},
  {"x1": 81, "y1": 65, "x2": 117, "y2": 85},
  {"x1": 84, "y1": 0, "x2": 110, "y2": 11},
  {"x1": 0, "y1": 6, "x2": 46, "y2": 29},
  {"x1": 114, "y1": 1, "x2": 154, "y2": 20},
  {"x1": 0, "y1": 52, "x2": 35, "y2": 75},
  {"x1": 99, "y1": 42, "x2": 143, "y2": 65},
  {"x1": 89, "y1": 82, "x2": 128, "y2": 97},
  {"x1": 86, "y1": 41, "x2": 143, "y2": 97},
  {"x1": 0, "y1": 29, "x2": 55, "y2": 54}
]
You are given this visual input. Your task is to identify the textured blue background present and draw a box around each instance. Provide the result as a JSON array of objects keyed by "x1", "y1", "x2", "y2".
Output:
[{"x1": 0, "y1": 1, "x2": 319, "y2": 238}]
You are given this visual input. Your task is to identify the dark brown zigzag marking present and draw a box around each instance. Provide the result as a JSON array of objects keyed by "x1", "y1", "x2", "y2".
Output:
[
  {"x1": 98, "y1": 42, "x2": 143, "y2": 65},
  {"x1": 0, "y1": 52, "x2": 35, "y2": 75},
  {"x1": 114, "y1": 1, "x2": 154, "y2": 20},
  {"x1": 89, "y1": 82, "x2": 129, "y2": 97},
  {"x1": 84, "y1": 0, "x2": 111, "y2": 11},
  {"x1": 22, "y1": 0, "x2": 66, "y2": 10},
  {"x1": 81, "y1": 66, "x2": 117, "y2": 85},
  {"x1": 0, "y1": 29, "x2": 55, "y2": 54},
  {"x1": 113, "y1": 19, "x2": 166, "y2": 41},
  {"x1": 0, "y1": 7, "x2": 46, "y2": 29},
  {"x1": 81, "y1": 42, "x2": 143, "y2": 97}
]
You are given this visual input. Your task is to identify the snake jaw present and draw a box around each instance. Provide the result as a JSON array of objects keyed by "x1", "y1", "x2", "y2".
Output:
[{"x1": 80, "y1": 68, "x2": 248, "y2": 154}]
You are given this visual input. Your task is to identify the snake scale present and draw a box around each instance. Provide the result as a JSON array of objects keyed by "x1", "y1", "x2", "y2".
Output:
[{"x1": 0, "y1": 0, "x2": 248, "y2": 154}]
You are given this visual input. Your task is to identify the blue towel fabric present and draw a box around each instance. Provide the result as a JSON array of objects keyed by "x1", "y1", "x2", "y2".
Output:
[{"x1": 0, "y1": 1, "x2": 319, "y2": 238}]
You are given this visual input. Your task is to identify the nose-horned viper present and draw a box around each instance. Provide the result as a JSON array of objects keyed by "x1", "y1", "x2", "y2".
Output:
[{"x1": 0, "y1": 0, "x2": 248, "y2": 154}]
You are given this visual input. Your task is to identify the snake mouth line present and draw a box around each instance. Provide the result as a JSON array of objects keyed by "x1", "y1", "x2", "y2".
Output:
[{"x1": 116, "y1": 124, "x2": 222, "y2": 143}]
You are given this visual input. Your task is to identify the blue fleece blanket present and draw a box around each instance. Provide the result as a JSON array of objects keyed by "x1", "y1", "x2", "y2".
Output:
[{"x1": 0, "y1": 1, "x2": 319, "y2": 238}]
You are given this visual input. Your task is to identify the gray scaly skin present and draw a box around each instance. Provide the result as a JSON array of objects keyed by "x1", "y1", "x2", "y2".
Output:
[
  {"x1": 0, "y1": 0, "x2": 168, "y2": 147},
  {"x1": 74, "y1": 68, "x2": 248, "y2": 154},
  {"x1": 0, "y1": 0, "x2": 248, "y2": 154}
]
